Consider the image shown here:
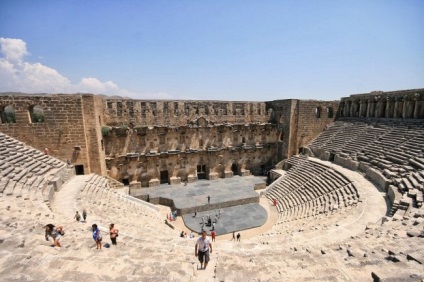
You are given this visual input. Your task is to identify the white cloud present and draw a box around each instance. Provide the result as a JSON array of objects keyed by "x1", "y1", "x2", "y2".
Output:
[
  {"x1": 0, "y1": 37, "x2": 170, "y2": 98},
  {"x1": 0, "y1": 38, "x2": 28, "y2": 62}
]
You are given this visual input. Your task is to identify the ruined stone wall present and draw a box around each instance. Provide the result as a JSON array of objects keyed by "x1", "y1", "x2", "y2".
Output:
[
  {"x1": 81, "y1": 95, "x2": 107, "y2": 175},
  {"x1": 265, "y1": 99, "x2": 296, "y2": 160},
  {"x1": 339, "y1": 88, "x2": 424, "y2": 119},
  {"x1": 103, "y1": 99, "x2": 268, "y2": 126},
  {"x1": 266, "y1": 99, "x2": 339, "y2": 160},
  {"x1": 104, "y1": 123, "x2": 278, "y2": 186},
  {"x1": 0, "y1": 94, "x2": 95, "y2": 173},
  {"x1": 295, "y1": 100, "x2": 339, "y2": 150}
]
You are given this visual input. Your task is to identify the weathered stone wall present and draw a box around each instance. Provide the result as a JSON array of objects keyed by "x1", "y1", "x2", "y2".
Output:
[
  {"x1": 0, "y1": 93, "x2": 97, "y2": 174},
  {"x1": 104, "y1": 123, "x2": 278, "y2": 186},
  {"x1": 339, "y1": 88, "x2": 424, "y2": 119},
  {"x1": 0, "y1": 93, "x2": 106, "y2": 174},
  {"x1": 266, "y1": 99, "x2": 339, "y2": 160},
  {"x1": 295, "y1": 100, "x2": 340, "y2": 151},
  {"x1": 103, "y1": 99, "x2": 268, "y2": 126},
  {"x1": 81, "y1": 95, "x2": 107, "y2": 175}
]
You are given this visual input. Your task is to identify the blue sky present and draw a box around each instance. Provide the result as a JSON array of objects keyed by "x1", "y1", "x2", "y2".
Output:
[{"x1": 0, "y1": 0, "x2": 423, "y2": 101}]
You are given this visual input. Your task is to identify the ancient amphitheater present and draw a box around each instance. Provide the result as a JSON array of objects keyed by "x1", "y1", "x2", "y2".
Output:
[{"x1": 0, "y1": 88, "x2": 423, "y2": 281}]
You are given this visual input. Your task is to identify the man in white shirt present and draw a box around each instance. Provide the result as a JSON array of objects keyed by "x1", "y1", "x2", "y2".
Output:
[{"x1": 195, "y1": 230, "x2": 213, "y2": 270}]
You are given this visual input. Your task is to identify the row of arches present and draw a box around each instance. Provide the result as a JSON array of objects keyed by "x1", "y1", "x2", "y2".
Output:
[
  {"x1": 0, "y1": 105, "x2": 45, "y2": 124},
  {"x1": 339, "y1": 95, "x2": 424, "y2": 119}
]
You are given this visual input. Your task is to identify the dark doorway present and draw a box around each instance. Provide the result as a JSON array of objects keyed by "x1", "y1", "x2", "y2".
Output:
[
  {"x1": 329, "y1": 153, "x2": 335, "y2": 162},
  {"x1": 197, "y1": 165, "x2": 206, "y2": 180},
  {"x1": 298, "y1": 147, "x2": 305, "y2": 155},
  {"x1": 231, "y1": 163, "x2": 238, "y2": 175},
  {"x1": 74, "y1": 165, "x2": 84, "y2": 175},
  {"x1": 122, "y1": 179, "x2": 130, "y2": 186},
  {"x1": 260, "y1": 165, "x2": 266, "y2": 176},
  {"x1": 160, "y1": 170, "x2": 169, "y2": 184}
]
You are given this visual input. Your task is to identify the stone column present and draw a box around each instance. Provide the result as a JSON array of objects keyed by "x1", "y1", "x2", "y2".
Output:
[
  {"x1": 385, "y1": 97, "x2": 394, "y2": 118},
  {"x1": 413, "y1": 94, "x2": 420, "y2": 119},
  {"x1": 341, "y1": 101, "x2": 346, "y2": 117},
  {"x1": 353, "y1": 100, "x2": 360, "y2": 117},
  {"x1": 367, "y1": 99, "x2": 376, "y2": 117},
  {"x1": 402, "y1": 96, "x2": 408, "y2": 119},
  {"x1": 376, "y1": 97, "x2": 386, "y2": 118},
  {"x1": 394, "y1": 97, "x2": 402, "y2": 118},
  {"x1": 344, "y1": 101, "x2": 351, "y2": 117},
  {"x1": 358, "y1": 100, "x2": 364, "y2": 118}
]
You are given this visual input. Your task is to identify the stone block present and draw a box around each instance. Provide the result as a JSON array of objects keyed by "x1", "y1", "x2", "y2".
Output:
[
  {"x1": 187, "y1": 175, "x2": 197, "y2": 183},
  {"x1": 224, "y1": 171, "x2": 234, "y2": 178},
  {"x1": 240, "y1": 169, "x2": 250, "y2": 176},
  {"x1": 208, "y1": 173, "x2": 219, "y2": 180},
  {"x1": 148, "y1": 178, "x2": 160, "y2": 187},
  {"x1": 49, "y1": 177, "x2": 63, "y2": 191},
  {"x1": 169, "y1": 176, "x2": 181, "y2": 185}
]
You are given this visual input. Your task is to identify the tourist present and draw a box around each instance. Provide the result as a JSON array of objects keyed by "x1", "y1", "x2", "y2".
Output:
[
  {"x1": 82, "y1": 209, "x2": 87, "y2": 222},
  {"x1": 237, "y1": 233, "x2": 241, "y2": 242},
  {"x1": 180, "y1": 231, "x2": 185, "y2": 238},
  {"x1": 201, "y1": 216, "x2": 205, "y2": 224},
  {"x1": 190, "y1": 231, "x2": 195, "y2": 238},
  {"x1": 92, "y1": 224, "x2": 102, "y2": 250},
  {"x1": 207, "y1": 195, "x2": 211, "y2": 204},
  {"x1": 193, "y1": 210, "x2": 197, "y2": 217},
  {"x1": 212, "y1": 222, "x2": 216, "y2": 231},
  {"x1": 74, "y1": 211, "x2": 81, "y2": 222},
  {"x1": 231, "y1": 231, "x2": 235, "y2": 241},
  {"x1": 195, "y1": 230, "x2": 212, "y2": 270},
  {"x1": 214, "y1": 215, "x2": 218, "y2": 223},
  {"x1": 44, "y1": 148, "x2": 49, "y2": 155},
  {"x1": 109, "y1": 223, "x2": 119, "y2": 246},
  {"x1": 211, "y1": 230, "x2": 216, "y2": 242},
  {"x1": 45, "y1": 224, "x2": 64, "y2": 247}
]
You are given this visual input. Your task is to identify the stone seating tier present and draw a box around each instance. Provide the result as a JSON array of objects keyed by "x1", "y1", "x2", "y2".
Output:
[
  {"x1": 308, "y1": 118, "x2": 424, "y2": 212},
  {"x1": 266, "y1": 156, "x2": 359, "y2": 222}
]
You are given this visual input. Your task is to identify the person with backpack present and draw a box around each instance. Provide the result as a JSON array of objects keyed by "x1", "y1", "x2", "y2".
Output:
[
  {"x1": 45, "y1": 224, "x2": 64, "y2": 247},
  {"x1": 92, "y1": 224, "x2": 102, "y2": 250}
]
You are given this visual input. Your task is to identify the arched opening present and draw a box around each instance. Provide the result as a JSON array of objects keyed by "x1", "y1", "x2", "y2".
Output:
[
  {"x1": 279, "y1": 132, "x2": 284, "y2": 142},
  {"x1": 231, "y1": 163, "x2": 238, "y2": 175},
  {"x1": 315, "y1": 107, "x2": 321, "y2": 118},
  {"x1": 327, "y1": 107, "x2": 333, "y2": 118},
  {"x1": 29, "y1": 105, "x2": 45, "y2": 123},
  {"x1": 0, "y1": 106, "x2": 6, "y2": 123},
  {"x1": 3, "y1": 105, "x2": 16, "y2": 123}
]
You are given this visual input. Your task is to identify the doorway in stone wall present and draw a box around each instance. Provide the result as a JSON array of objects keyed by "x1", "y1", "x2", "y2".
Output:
[
  {"x1": 122, "y1": 179, "x2": 129, "y2": 186},
  {"x1": 197, "y1": 165, "x2": 206, "y2": 180},
  {"x1": 75, "y1": 165, "x2": 84, "y2": 175},
  {"x1": 329, "y1": 153, "x2": 335, "y2": 162},
  {"x1": 231, "y1": 163, "x2": 238, "y2": 176},
  {"x1": 160, "y1": 170, "x2": 169, "y2": 184}
]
